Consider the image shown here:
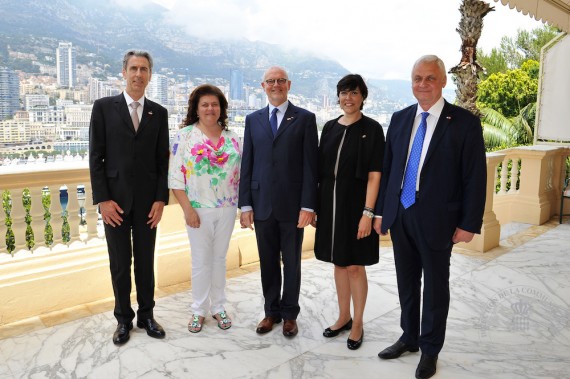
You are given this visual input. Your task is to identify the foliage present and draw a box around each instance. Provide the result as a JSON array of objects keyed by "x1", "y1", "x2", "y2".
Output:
[
  {"x1": 2, "y1": 191, "x2": 15, "y2": 255},
  {"x1": 478, "y1": 25, "x2": 558, "y2": 77},
  {"x1": 61, "y1": 215, "x2": 70, "y2": 243},
  {"x1": 515, "y1": 26, "x2": 560, "y2": 62},
  {"x1": 477, "y1": 47, "x2": 508, "y2": 79},
  {"x1": 477, "y1": 69, "x2": 537, "y2": 118},
  {"x1": 520, "y1": 59, "x2": 539, "y2": 80},
  {"x1": 498, "y1": 25, "x2": 559, "y2": 68},
  {"x1": 481, "y1": 105, "x2": 534, "y2": 150},
  {"x1": 22, "y1": 188, "x2": 35, "y2": 251},
  {"x1": 42, "y1": 188, "x2": 53, "y2": 247}
]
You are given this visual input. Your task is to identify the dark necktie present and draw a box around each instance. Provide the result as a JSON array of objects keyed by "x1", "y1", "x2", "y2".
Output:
[
  {"x1": 400, "y1": 111, "x2": 429, "y2": 209},
  {"x1": 270, "y1": 107, "x2": 278, "y2": 136}
]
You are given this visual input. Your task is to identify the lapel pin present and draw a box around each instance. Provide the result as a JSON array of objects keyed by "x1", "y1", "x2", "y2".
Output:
[
  {"x1": 148, "y1": 111, "x2": 153, "y2": 115},
  {"x1": 362, "y1": 135, "x2": 367, "y2": 138},
  {"x1": 286, "y1": 117, "x2": 294, "y2": 121},
  {"x1": 446, "y1": 116, "x2": 451, "y2": 119}
]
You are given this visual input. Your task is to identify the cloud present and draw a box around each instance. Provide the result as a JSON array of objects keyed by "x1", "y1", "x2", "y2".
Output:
[{"x1": 152, "y1": 0, "x2": 544, "y2": 80}]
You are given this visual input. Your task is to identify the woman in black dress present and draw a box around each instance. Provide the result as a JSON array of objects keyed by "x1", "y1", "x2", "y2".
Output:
[{"x1": 314, "y1": 74, "x2": 385, "y2": 350}]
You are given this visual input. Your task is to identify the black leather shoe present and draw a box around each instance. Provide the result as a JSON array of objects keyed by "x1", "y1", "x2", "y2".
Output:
[
  {"x1": 415, "y1": 353, "x2": 438, "y2": 379},
  {"x1": 113, "y1": 322, "x2": 133, "y2": 345},
  {"x1": 347, "y1": 328, "x2": 363, "y2": 350},
  {"x1": 378, "y1": 340, "x2": 419, "y2": 359},
  {"x1": 323, "y1": 318, "x2": 352, "y2": 338},
  {"x1": 137, "y1": 318, "x2": 166, "y2": 339}
]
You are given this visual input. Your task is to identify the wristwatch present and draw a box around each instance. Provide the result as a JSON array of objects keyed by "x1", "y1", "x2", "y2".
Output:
[{"x1": 362, "y1": 210, "x2": 374, "y2": 218}]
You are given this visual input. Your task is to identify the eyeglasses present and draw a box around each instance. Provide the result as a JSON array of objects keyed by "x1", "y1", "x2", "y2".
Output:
[{"x1": 265, "y1": 78, "x2": 288, "y2": 86}]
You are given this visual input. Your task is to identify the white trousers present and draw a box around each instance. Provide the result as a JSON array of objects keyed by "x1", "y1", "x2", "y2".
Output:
[{"x1": 185, "y1": 206, "x2": 237, "y2": 317}]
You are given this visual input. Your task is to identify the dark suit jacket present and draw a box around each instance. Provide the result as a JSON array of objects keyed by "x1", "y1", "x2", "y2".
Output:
[
  {"x1": 375, "y1": 100, "x2": 486, "y2": 250},
  {"x1": 238, "y1": 102, "x2": 318, "y2": 222},
  {"x1": 89, "y1": 93, "x2": 169, "y2": 214}
]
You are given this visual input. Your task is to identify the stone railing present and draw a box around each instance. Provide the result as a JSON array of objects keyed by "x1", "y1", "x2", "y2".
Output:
[
  {"x1": 0, "y1": 161, "x2": 100, "y2": 255},
  {"x1": 0, "y1": 162, "x2": 314, "y2": 326},
  {"x1": 1, "y1": 146, "x2": 569, "y2": 326},
  {"x1": 491, "y1": 145, "x2": 570, "y2": 225}
]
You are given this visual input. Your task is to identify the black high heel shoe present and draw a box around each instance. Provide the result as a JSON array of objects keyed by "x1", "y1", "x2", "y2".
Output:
[
  {"x1": 323, "y1": 318, "x2": 353, "y2": 338},
  {"x1": 347, "y1": 328, "x2": 363, "y2": 350}
]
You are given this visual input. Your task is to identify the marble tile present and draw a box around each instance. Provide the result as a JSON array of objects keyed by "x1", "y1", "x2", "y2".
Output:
[
  {"x1": 499, "y1": 222, "x2": 533, "y2": 241},
  {"x1": 1, "y1": 223, "x2": 570, "y2": 378}
]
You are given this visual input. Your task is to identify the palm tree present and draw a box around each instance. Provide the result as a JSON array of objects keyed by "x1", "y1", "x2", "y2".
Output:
[
  {"x1": 450, "y1": 0, "x2": 494, "y2": 117},
  {"x1": 481, "y1": 103, "x2": 535, "y2": 150}
]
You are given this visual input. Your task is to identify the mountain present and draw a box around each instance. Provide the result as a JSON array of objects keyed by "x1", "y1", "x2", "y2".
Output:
[{"x1": 0, "y1": 0, "x2": 350, "y2": 98}]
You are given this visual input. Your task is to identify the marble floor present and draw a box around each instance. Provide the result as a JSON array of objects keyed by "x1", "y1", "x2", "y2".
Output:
[{"x1": 0, "y1": 220, "x2": 569, "y2": 379}]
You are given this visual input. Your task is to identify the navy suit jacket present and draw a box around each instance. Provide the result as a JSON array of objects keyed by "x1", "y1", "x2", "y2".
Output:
[
  {"x1": 89, "y1": 93, "x2": 170, "y2": 215},
  {"x1": 238, "y1": 102, "x2": 318, "y2": 222},
  {"x1": 375, "y1": 100, "x2": 486, "y2": 250}
]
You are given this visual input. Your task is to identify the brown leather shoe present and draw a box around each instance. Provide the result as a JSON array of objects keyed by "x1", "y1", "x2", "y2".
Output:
[
  {"x1": 282, "y1": 319, "x2": 298, "y2": 337},
  {"x1": 256, "y1": 316, "x2": 282, "y2": 334}
]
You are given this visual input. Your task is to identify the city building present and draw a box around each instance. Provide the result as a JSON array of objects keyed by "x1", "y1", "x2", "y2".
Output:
[
  {"x1": 230, "y1": 69, "x2": 244, "y2": 102},
  {"x1": 147, "y1": 73, "x2": 168, "y2": 106},
  {"x1": 24, "y1": 94, "x2": 50, "y2": 111},
  {"x1": 0, "y1": 66, "x2": 20, "y2": 121},
  {"x1": 56, "y1": 42, "x2": 76, "y2": 88}
]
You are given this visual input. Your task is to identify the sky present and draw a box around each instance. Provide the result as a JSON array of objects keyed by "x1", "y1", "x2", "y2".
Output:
[{"x1": 122, "y1": 0, "x2": 545, "y2": 81}]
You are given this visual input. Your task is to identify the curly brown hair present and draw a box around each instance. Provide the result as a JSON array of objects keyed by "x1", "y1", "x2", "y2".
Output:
[{"x1": 182, "y1": 84, "x2": 229, "y2": 130}]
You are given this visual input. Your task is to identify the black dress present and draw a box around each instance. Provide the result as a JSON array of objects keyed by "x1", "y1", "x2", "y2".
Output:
[{"x1": 314, "y1": 115, "x2": 385, "y2": 267}]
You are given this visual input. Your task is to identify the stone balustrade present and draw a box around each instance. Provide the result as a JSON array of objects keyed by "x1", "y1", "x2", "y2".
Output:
[{"x1": 1, "y1": 146, "x2": 569, "y2": 326}]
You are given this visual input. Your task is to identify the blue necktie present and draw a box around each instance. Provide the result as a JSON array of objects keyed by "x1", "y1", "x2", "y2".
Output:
[
  {"x1": 270, "y1": 108, "x2": 278, "y2": 136},
  {"x1": 401, "y1": 112, "x2": 429, "y2": 209}
]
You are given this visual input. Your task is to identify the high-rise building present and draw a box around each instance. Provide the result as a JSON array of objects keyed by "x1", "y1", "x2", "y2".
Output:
[
  {"x1": 0, "y1": 66, "x2": 20, "y2": 121},
  {"x1": 147, "y1": 74, "x2": 168, "y2": 106},
  {"x1": 56, "y1": 42, "x2": 76, "y2": 88},
  {"x1": 230, "y1": 69, "x2": 244, "y2": 102}
]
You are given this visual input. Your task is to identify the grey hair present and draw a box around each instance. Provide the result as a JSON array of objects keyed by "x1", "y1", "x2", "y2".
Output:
[
  {"x1": 412, "y1": 55, "x2": 446, "y2": 78},
  {"x1": 122, "y1": 50, "x2": 153, "y2": 71},
  {"x1": 262, "y1": 66, "x2": 289, "y2": 81}
]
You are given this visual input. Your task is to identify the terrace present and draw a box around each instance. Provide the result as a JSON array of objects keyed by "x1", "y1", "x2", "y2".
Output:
[{"x1": 0, "y1": 143, "x2": 569, "y2": 378}]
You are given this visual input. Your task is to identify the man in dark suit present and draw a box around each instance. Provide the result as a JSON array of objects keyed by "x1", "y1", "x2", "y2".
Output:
[
  {"x1": 239, "y1": 66, "x2": 318, "y2": 337},
  {"x1": 374, "y1": 55, "x2": 486, "y2": 379},
  {"x1": 89, "y1": 50, "x2": 169, "y2": 345}
]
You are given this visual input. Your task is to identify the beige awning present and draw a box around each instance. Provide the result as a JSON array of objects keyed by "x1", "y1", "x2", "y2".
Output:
[{"x1": 493, "y1": 0, "x2": 570, "y2": 32}]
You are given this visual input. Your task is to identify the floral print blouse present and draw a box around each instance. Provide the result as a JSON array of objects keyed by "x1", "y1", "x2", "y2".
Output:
[{"x1": 168, "y1": 123, "x2": 241, "y2": 208}]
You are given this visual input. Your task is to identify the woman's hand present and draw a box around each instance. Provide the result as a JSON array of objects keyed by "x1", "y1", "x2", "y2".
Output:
[
  {"x1": 185, "y1": 208, "x2": 201, "y2": 228},
  {"x1": 356, "y1": 215, "x2": 373, "y2": 239}
]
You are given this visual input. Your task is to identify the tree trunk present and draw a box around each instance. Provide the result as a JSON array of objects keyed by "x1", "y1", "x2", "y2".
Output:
[{"x1": 449, "y1": 0, "x2": 494, "y2": 117}]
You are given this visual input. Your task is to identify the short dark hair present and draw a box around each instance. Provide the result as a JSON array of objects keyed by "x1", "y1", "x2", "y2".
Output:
[
  {"x1": 122, "y1": 50, "x2": 153, "y2": 71},
  {"x1": 336, "y1": 74, "x2": 368, "y2": 110},
  {"x1": 183, "y1": 84, "x2": 229, "y2": 130}
]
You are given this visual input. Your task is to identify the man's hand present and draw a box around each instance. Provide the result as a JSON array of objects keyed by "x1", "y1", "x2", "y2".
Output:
[
  {"x1": 240, "y1": 211, "x2": 254, "y2": 230},
  {"x1": 452, "y1": 227, "x2": 475, "y2": 244},
  {"x1": 147, "y1": 201, "x2": 165, "y2": 229},
  {"x1": 297, "y1": 210, "x2": 315, "y2": 228},
  {"x1": 310, "y1": 215, "x2": 317, "y2": 228},
  {"x1": 99, "y1": 200, "x2": 124, "y2": 227}
]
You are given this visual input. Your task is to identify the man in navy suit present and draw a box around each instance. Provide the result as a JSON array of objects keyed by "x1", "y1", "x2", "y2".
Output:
[
  {"x1": 374, "y1": 55, "x2": 486, "y2": 379},
  {"x1": 239, "y1": 66, "x2": 318, "y2": 337},
  {"x1": 89, "y1": 50, "x2": 169, "y2": 345}
]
